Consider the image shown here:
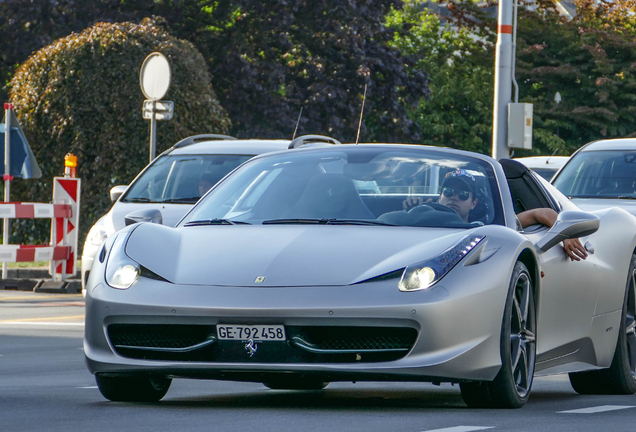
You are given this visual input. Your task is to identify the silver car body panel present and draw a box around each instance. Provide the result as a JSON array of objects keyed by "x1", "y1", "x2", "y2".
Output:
[
  {"x1": 80, "y1": 139, "x2": 292, "y2": 290},
  {"x1": 85, "y1": 144, "x2": 636, "y2": 385}
]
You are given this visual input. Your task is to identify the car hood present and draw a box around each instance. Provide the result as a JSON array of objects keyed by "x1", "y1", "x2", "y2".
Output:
[
  {"x1": 570, "y1": 198, "x2": 636, "y2": 218},
  {"x1": 125, "y1": 223, "x2": 475, "y2": 287}
]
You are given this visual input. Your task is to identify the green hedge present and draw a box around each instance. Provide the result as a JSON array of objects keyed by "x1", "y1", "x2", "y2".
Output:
[{"x1": 8, "y1": 18, "x2": 230, "y2": 248}]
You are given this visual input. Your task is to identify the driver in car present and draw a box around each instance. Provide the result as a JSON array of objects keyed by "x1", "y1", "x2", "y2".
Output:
[
  {"x1": 403, "y1": 170, "x2": 588, "y2": 261},
  {"x1": 403, "y1": 170, "x2": 478, "y2": 223}
]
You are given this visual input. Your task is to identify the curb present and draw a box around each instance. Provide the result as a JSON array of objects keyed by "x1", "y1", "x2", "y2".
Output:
[{"x1": 0, "y1": 269, "x2": 81, "y2": 294}]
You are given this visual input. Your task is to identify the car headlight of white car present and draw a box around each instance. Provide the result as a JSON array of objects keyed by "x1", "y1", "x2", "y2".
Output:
[
  {"x1": 86, "y1": 224, "x2": 109, "y2": 248},
  {"x1": 399, "y1": 235, "x2": 485, "y2": 292}
]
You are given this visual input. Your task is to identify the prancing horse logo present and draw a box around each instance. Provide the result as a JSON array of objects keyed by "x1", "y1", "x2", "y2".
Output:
[{"x1": 245, "y1": 339, "x2": 258, "y2": 357}]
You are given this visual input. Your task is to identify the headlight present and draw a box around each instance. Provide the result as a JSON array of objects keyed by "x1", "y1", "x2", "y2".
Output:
[
  {"x1": 399, "y1": 235, "x2": 485, "y2": 292},
  {"x1": 86, "y1": 224, "x2": 108, "y2": 247},
  {"x1": 105, "y1": 233, "x2": 140, "y2": 289}
]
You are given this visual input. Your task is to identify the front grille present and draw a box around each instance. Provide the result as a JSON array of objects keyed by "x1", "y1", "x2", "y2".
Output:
[
  {"x1": 109, "y1": 324, "x2": 211, "y2": 349},
  {"x1": 107, "y1": 324, "x2": 417, "y2": 363},
  {"x1": 296, "y1": 326, "x2": 415, "y2": 351}
]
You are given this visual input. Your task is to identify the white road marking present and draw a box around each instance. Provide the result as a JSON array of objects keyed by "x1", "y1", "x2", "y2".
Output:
[
  {"x1": 422, "y1": 427, "x2": 494, "y2": 432},
  {"x1": 77, "y1": 386, "x2": 98, "y2": 389},
  {"x1": 558, "y1": 405, "x2": 636, "y2": 414},
  {"x1": 0, "y1": 322, "x2": 84, "y2": 326}
]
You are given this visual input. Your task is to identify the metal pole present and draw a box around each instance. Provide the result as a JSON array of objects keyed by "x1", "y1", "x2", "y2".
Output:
[
  {"x1": 2, "y1": 104, "x2": 11, "y2": 280},
  {"x1": 149, "y1": 100, "x2": 157, "y2": 163},
  {"x1": 492, "y1": 0, "x2": 514, "y2": 160}
]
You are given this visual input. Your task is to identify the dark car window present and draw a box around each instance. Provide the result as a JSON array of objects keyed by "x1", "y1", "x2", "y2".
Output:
[
  {"x1": 121, "y1": 154, "x2": 253, "y2": 204},
  {"x1": 182, "y1": 147, "x2": 504, "y2": 228},
  {"x1": 553, "y1": 150, "x2": 636, "y2": 198}
]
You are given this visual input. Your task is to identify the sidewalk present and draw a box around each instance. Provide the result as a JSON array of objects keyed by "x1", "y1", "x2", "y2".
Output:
[{"x1": 0, "y1": 267, "x2": 81, "y2": 293}]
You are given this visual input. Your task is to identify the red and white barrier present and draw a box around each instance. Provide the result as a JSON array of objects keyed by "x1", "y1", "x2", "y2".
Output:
[
  {"x1": 0, "y1": 177, "x2": 80, "y2": 282},
  {"x1": 0, "y1": 245, "x2": 70, "y2": 262},
  {"x1": 51, "y1": 177, "x2": 81, "y2": 281},
  {"x1": 0, "y1": 203, "x2": 71, "y2": 219}
]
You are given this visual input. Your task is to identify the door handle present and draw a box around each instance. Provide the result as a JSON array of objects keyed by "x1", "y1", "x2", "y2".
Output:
[{"x1": 584, "y1": 241, "x2": 595, "y2": 254}]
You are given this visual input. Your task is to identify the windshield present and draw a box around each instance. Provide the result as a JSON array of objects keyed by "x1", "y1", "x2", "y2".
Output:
[
  {"x1": 181, "y1": 146, "x2": 502, "y2": 228},
  {"x1": 531, "y1": 168, "x2": 558, "y2": 181},
  {"x1": 121, "y1": 154, "x2": 253, "y2": 204},
  {"x1": 553, "y1": 150, "x2": 636, "y2": 198}
]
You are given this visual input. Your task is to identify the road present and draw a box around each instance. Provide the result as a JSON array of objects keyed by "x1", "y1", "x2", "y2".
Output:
[{"x1": 1, "y1": 290, "x2": 635, "y2": 432}]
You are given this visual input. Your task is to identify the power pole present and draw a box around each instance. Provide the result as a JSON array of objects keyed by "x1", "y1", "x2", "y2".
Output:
[{"x1": 492, "y1": 0, "x2": 515, "y2": 160}]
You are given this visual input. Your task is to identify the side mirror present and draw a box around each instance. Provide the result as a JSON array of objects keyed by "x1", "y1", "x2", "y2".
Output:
[
  {"x1": 535, "y1": 210, "x2": 600, "y2": 252},
  {"x1": 110, "y1": 185, "x2": 128, "y2": 202},
  {"x1": 124, "y1": 209, "x2": 163, "y2": 226}
]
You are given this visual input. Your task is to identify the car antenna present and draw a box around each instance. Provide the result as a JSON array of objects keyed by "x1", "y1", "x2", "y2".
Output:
[
  {"x1": 355, "y1": 84, "x2": 368, "y2": 145},
  {"x1": 546, "y1": 147, "x2": 559, "y2": 164},
  {"x1": 292, "y1": 107, "x2": 303, "y2": 140}
]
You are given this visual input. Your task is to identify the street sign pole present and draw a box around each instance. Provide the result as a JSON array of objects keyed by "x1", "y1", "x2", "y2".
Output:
[
  {"x1": 3, "y1": 103, "x2": 11, "y2": 280},
  {"x1": 140, "y1": 52, "x2": 171, "y2": 163},
  {"x1": 149, "y1": 100, "x2": 157, "y2": 163},
  {"x1": 492, "y1": 0, "x2": 514, "y2": 160}
]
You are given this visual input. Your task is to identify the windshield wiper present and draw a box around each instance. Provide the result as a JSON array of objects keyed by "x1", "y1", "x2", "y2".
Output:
[
  {"x1": 324, "y1": 219, "x2": 395, "y2": 226},
  {"x1": 184, "y1": 219, "x2": 250, "y2": 226},
  {"x1": 163, "y1": 197, "x2": 201, "y2": 203},
  {"x1": 262, "y1": 218, "x2": 394, "y2": 226},
  {"x1": 262, "y1": 218, "x2": 331, "y2": 225},
  {"x1": 568, "y1": 195, "x2": 636, "y2": 200},
  {"x1": 122, "y1": 197, "x2": 153, "y2": 203}
]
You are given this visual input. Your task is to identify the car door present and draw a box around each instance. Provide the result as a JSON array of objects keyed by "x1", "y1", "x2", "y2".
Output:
[{"x1": 501, "y1": 159, "x2": 601, "y2": 361}]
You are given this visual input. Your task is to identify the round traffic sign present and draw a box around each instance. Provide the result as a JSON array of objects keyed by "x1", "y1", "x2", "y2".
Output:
[{"x1": 139, "y1": 52, "x2": 171, "y2": 100}]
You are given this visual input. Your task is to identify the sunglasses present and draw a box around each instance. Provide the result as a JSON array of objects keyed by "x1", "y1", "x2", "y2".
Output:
[{"x1": 442, "y1": 187, "x2": 471, "y2": 201}]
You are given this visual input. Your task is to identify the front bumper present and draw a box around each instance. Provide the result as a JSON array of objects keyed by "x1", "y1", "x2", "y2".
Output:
[{"x1": 85, "y1": 261, "x2": 510, "y2": 383}]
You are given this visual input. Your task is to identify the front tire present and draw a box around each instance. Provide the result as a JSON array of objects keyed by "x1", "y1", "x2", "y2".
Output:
[
  {"x1": 569, "y1": 254, "x2": 636, "y2": 395},
  {"x1": 460, "y1": 261, "x2": 536, "y2": 408},
  {"x1": 96, "y1": 375, "x2": 171, "y2": 402}
]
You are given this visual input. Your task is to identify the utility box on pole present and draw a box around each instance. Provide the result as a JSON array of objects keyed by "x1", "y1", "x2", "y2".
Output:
[{"x1": 508, "y1": 102, "x2": 533, "y2": 149}]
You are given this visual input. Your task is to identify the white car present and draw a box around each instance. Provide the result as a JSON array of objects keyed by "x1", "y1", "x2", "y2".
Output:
[
  {"x1": 552, "y1": 138, "x2": 636, "y2": 217},
  {"x1": 513, "y1": 155, "x2": 570, "y2": 181},
  {"x1": 81, "y1": 134, "x2": 339, "y2": 292}
]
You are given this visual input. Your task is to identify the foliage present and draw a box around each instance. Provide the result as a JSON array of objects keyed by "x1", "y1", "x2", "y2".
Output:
[
  {"x1": 512, "y1": 0, "x2": 636, "y2": 156},
  {"x1": 7, "y1": 18, "x2": 230, "y2": 247},
  {"x1": 200, "y1": 0, "x2": 429, "y2": 143},
  {"x1": 0, "y1": 0, "x2": 218, "y2": 103},
  {"x1": 387, "y1": 3, "x2": 495, "y2": 154}
]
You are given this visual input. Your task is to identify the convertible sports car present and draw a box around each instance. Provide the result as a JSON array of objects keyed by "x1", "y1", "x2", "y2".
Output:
[{"x1": 84, "y1": 144, "x2": 636, "y2": 408}]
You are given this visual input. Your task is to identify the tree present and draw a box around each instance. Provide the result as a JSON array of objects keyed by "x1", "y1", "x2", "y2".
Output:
[
  {"x1": 201, "y1": 0, "x2": 429, "y2": 143},
  {"x1": 0, "y1": 0, "x2": 218, "y2": 103},
  {"x1": 8, "y1": 18, "x2": 230, "y2": 246},
  {"x1": 387, "y1": 3, "x2": 495, "y2": 154},
  {"x1": 510, "y1": 0, "x2": 636, "y2": 156}
]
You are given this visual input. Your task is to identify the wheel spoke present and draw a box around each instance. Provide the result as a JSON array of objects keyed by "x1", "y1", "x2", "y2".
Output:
[
  {"x1": 515, "y1": 346, "x2": 529, "y2": 392},
  {"x1": 511, "y1": 334, "x2": 521, "y2": 371},
  {"x1": 517, "y1": 275, "x2": 530, "y2": 323},
  {"x1": 627, "y1": 331, "x2": 636, "y2": 375}
]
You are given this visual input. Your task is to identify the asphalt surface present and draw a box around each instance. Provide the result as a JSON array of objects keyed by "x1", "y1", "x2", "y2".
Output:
[{"x1": 1, "y1": 290, "x2": 635, "y2": 432}]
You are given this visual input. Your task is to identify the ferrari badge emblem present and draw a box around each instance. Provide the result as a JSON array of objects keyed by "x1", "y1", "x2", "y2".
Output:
[
  {"x1": 255, "y1": 276, "x2": 266, "y2": 283},
  {"x1": 245, "y1": 339, "x2": 258, "y2": 357}
]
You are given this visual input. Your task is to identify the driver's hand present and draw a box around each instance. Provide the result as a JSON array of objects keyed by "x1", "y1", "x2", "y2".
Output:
[
  {"x1": 563, "y1": 238, "x2": 588, "y2": 261},
  {"x1": 403, "y1": 196, "x2": 423, "y2": 210}
]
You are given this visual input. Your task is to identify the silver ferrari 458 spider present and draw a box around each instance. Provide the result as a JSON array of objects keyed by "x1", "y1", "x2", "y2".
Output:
[{"x1": 84, "y1": 144, "x2": 636, "y2": 408}]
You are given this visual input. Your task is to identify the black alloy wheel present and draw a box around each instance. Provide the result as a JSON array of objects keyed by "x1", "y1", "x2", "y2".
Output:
[{"x1": 460, "y1": 261, "x2": 536, "y2": 408}]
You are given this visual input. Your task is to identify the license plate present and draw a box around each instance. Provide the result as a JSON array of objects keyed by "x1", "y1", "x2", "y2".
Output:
[{"x1": 216, "y1": 324, "x2": 286, "y2": 341}]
